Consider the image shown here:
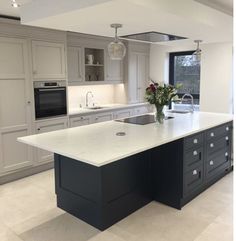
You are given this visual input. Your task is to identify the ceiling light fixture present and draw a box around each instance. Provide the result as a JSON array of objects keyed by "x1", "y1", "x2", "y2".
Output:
[
  {"x1": 193, "y1": 40, "x2": 202, "y2": 62},
  {"x1": 108, "y1": 24, "x2": 126, "y2": 60},
  {"x1": 11, "y1": 0, "x2": 20, "y2": 8}
]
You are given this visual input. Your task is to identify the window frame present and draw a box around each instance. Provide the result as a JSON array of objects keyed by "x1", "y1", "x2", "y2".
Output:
[{"x1": 169, "y1": 51, "x2": 200, "y2": 100}]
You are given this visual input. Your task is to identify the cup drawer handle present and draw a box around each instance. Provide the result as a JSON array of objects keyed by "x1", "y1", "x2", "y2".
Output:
[
  {"x1": 210, "y1": 132, "x2": 215, "y2": 137},
  {"x1": 226, "y1": 126, "x2": 229, "y2": 131},
  {"x1": 193, "y1": 150, "x2": 198, "y2": 156},
  {"x1": 210, "y1": 143, "x2": 214, "y2": 148},
  {"x1": 210, "y1": 160, "x2": 214, "y2": 166},
  {"x1": 193, "y1": 138, "x2": 198, "y2": 144}
]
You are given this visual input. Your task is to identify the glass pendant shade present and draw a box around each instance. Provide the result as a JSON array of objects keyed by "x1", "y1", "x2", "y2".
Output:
[
  {"x1": 108, "y1": 40, "x2": 126, "y2": 60},
  {"x1": 108, "y1": 24, "x2": 126, "y2": 60},
  {"x1": 193, "y1": 40, "x2": 202, "y2": 62}
]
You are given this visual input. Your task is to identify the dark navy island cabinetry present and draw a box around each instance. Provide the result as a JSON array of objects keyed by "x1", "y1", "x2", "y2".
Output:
[
  {"x1": 54, "y1": 121, "x2": 233, "y2": 230},
  {"x1": 153, "y1": 121, "x2": 232, "y2": 210}
]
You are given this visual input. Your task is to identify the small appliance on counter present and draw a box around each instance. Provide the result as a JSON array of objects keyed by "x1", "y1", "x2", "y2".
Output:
[{"x1": 34, "y1": 81, "x2": 67, "y2": 119}]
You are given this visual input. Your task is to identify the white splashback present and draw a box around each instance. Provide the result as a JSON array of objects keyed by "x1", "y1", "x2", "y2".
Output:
[{"x1": 68, "y1": 85, "x2": 116, "y2": 108}]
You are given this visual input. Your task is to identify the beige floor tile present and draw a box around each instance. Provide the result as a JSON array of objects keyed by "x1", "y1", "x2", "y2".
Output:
[
  {"x1": 20, "y1": 213, "x2": 100, "y2": 241},
  {"x1": 194, "y1": 221, "x2": 233, "y2": 241},
  {"x1": 0, "y1": 170, "x2": 233, "y2": 241}
]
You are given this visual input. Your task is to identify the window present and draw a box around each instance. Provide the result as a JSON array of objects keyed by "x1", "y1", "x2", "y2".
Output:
[{"x1": 169, "y1": 51, "x2": 200, "y2": 104}]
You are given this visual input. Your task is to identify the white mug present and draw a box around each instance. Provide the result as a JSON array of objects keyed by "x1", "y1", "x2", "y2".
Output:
[{"x1": 87, "y1": 55, "x2": 94, "y2": 65}]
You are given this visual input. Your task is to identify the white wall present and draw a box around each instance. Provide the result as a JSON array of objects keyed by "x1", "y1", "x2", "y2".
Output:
[
  {"x1": 200, "y1": 43, "x2": 233, "y2": 113},
  {"x1": 68, "y1": 85, "x2": 116, "y2": 109},
  {"x1": 149, "y1": 42, "x2": 233, "y2": 113}
]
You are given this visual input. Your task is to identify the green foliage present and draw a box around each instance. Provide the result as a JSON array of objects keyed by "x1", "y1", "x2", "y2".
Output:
[{"x1": 145, "y1": 81, "x2": 180, "y2": 107}]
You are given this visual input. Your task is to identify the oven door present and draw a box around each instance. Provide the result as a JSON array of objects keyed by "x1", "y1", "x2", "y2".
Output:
[{"x1": 34, "y1": 87, "x2": 67, "y2": 119}]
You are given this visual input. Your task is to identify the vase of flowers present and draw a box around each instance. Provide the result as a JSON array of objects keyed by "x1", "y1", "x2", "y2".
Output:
[{"x1": 145, "y1": 81, "x2": 179, "y2": 124}]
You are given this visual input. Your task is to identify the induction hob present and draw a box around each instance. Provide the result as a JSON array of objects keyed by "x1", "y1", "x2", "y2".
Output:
[{"x1": 115, "y1": 114, "x2": 173, "y2": 125}]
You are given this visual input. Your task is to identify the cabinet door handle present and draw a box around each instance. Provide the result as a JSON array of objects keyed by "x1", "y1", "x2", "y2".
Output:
[
  {"x1": 37, "y1": 128, "x2": 40, "y2": 131},
  {"x1": 210, "y1": 160, "x2": 214, "y2": 166},
  {"x1": 199, "y1": 152, "x2": 202, "y2": 160},
  {"x1": 95, "y1": 117, "x2": 98, "y2": 120},
  {"x1": 226, "y1": 126, "x2": 229, "y2": 131},
  {"x1": 225, "y1": 136, "x2": 229, "y2": 145},
  {"x1": 193, "y1": 150, "x2": 198, "y2": 156},
  {"x1": 192, "y1": 170, "x2": 198, "y2": 175},
  {"x1": 210, "y1": 143, "x2": 214, "y2": 148},
  {"x1": 225, "y1": 152, "x2": 229, "y2": 162},
  {"x1": 193, "y1": 138, "x2": 198, "y2": 144},
  {"x1": 210, "y1": 132, "x2": 215, "y2": 137},
  {"x1": 80, "y1": 116, "x2": 84, "y2": 120}
]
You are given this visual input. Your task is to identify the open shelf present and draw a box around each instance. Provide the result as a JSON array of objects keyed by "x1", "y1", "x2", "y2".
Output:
[{"x1": 85, "y1": 48, "x2": 104, "y2": 82}]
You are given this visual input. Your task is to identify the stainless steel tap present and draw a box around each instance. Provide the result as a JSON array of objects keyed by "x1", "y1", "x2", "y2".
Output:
[
  {"x1": 85, "y1": 91, "x2": 94, "y2": 107},
  {"x1": 181, "y1": 93, "x2": 194, "y2": 112}
]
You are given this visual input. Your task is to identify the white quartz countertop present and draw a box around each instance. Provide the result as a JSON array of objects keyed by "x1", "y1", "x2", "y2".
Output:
[
  {"x1": 18, "y1": 112, "x2": 233, "y2": 167},
  {"x1": 69, "y1": 102, "x2": 150, "y2": 115}
]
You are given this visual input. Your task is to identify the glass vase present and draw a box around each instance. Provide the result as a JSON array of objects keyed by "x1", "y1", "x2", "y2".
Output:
[{"x1": 155, "y1": 104, "x2": 165, "y2": 124}]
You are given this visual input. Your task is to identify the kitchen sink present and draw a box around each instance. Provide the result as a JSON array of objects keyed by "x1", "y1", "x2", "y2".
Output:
[
  {"x1": 85, "y1": 106, "x2": 106, "y2": 110},
  {"x1": 167, "y1": 110, "x2": 192, "y2": 114}
]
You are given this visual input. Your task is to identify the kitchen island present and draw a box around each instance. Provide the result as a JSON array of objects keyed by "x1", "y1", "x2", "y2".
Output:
[{"x1": 18, "y1": 112, "x2": 233, "y2": 230}]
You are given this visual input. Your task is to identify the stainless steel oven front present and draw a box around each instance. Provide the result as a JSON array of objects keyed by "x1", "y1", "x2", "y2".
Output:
[{"x1": 34, "y1": 81, "x2": 67, "y2": 119}]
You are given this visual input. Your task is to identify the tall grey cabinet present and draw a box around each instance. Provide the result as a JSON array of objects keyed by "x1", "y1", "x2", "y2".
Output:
[
  {"x1": 0, "y1": 37, "x2": 33, "y2": 173},
  {"x1": 125, "y1": 42, "x2": 150, "y2": 104}
]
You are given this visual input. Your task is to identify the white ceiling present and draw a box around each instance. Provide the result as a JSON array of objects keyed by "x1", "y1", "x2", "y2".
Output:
[
  {"x1": 0, "y1": 0, "x2": 31, "y2": 17},
  {"x1": 0, "y1": 0, "x2": 233, "y2": 45},
  {"x1": 194, "y1": 0, "x2": 233, "y2": 16}
]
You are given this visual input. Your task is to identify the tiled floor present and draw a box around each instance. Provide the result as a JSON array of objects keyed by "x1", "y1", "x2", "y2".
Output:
[{"x1": 0, "y1": 170, "x2": 233, "y2": 241}]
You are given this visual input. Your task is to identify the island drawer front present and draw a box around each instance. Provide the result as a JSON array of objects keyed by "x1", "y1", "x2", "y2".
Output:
[
  {"x1": 206, "y1": 123, "x2": 232, "y2": 140},
  {"x1": 184, "y1": 133, "x2": 203, "y2": 150},
  {"x1": 206, "y1": 149, "x2": 230, "y2": 179},
  {"x1": 184, "y1": 165, "x2": 203, "y2": 196},
  {"x1": 206, "y1": 135, "x2": 230, "y2": 157},
  {"x1": 184, "y1": 147, "x2": 203, "y2": 173}
]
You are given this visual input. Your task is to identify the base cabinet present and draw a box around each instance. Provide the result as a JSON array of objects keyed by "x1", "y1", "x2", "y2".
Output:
[
  {"x1": 35, "y1": 118, "x2": 68, "y2": 164},
  {"x1": 152, "y1": 121, "x2": 233, "y2": 209},
  {"x1": 54, "y1": 121, "x2": 233, "y2": 230}
]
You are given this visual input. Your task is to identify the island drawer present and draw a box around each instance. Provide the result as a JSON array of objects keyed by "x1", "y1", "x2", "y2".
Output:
[
  {"x1": 206, "y1": 123, "x2": 232, "y2": 140},
  {"x1": 184, "y1": 147, "x2": 203, "y2": 173},
  {"x1": 183, "y1": 165, "x2": 203, "y2": 196},
  {"x1": 206, "y1": 149, "x2": 230, "y2": 179},
  {"x1": 184, "y1": 133, "x2": 203, "y2": 150},
  {"x1": 206, "y1": 135, "x2": 230, "y2": 157}
]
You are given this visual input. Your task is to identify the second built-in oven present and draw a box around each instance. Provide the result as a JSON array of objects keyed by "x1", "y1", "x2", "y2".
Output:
[{"x1": 34, "y1": 81, "x2": 67, "y2": 119}]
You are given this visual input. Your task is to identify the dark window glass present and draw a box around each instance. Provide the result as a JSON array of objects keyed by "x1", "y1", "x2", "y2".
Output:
[{"x1": 169, "y1": 51, "x2": 200, "y2": 104}]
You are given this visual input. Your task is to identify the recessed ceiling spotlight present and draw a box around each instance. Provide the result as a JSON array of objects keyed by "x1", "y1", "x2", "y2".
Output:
[{"x1": 11, "y1": 0, "x2": 20, "y2": 8}]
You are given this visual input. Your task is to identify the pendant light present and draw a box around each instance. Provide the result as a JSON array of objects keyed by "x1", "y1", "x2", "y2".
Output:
[
  {"x1": 192, "y1": 40, "x2": 202, "y2": 62},
  {"x1": 108, "y1": 24, "x2": 126, "y2": 60},
  {"x1": 11, "y1": 0, "x2": 20, "y2": 8}
]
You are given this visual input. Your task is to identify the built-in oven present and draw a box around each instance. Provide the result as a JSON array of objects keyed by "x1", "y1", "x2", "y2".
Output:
[{"x1": 34, "y1": 81, "x2": 67, "y2": 119}]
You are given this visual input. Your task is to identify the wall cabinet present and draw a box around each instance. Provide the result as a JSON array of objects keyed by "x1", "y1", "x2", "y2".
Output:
[
  {"x1": 105, "y1": 52, "x2": 123, "y2": 82},
  {"x1": 67, "y1": 46, "x2": 84, "y2": 83},
  {"x1": 32, "y1": 40, "x2": 66, "y2": 80},
  {"x1": 35, "y1": 118, "x2": 68, "y2": 164},
  {"x1": 128, "y1": 52, "x2": 149, "y2": 103},
  {"x1": 126, "y1": 42, "x2": 150, "y2": 104},
  {"x1": 0, "y1": 37, "x2": 33, "y2": 174}
]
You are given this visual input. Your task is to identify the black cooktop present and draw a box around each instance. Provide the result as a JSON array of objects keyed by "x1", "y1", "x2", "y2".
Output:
[{"x1": 115, "y1": 114, "x2": 174, "y2": 125}]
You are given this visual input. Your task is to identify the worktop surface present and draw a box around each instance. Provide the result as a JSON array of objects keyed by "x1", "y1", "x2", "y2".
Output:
[{"x1": 18, "y1": 112, "x2": 233, "y2": 167}]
